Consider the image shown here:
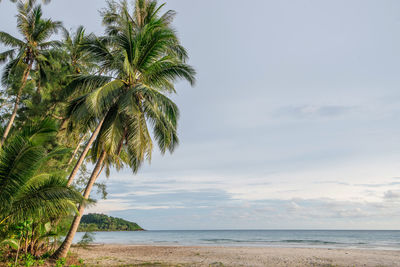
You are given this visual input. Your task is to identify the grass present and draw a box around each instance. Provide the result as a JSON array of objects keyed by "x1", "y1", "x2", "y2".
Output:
[
  {"x1": 0, "y1": 250, "x2": 85, "y2": 267},
  {"x1": 209, "y1": 262, "x2": 225, "y2": 267}
]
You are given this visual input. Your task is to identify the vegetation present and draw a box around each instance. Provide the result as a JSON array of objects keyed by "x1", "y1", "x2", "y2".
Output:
[
  {"x1": 0, "y1": 0, "x2": 195, "y2": 265},
  {"x1": 77, "y1": 232, "x2": 95, "y2": 248},
  {"x1": 78, "y1": 213, "x2": 143, "y2": 232},
  {"x1": 0, "y1": 1, "x2": 62, "y2": 146},
  {"x1": 0, "y1": 119, "x2": 85, "y2": 265}
]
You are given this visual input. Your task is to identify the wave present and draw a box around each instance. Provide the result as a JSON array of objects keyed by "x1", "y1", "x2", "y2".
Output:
[
  {"x1": 201, "y1": 238, "x2": 248, "y2": 243},
  {"x1": 278, "y1": 240, "x2": 369, "y2": 245},
  {"x1": 200, "y1": 238, "x2": 369, "y2": 246},
  {"x1": 201, "y1": 238, "x2": 270, "y2": 243}
]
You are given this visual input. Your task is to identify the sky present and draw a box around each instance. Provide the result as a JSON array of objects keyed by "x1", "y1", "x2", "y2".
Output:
[{"x1": 1, "y1": 0, "x2": 400, "y2": 230}]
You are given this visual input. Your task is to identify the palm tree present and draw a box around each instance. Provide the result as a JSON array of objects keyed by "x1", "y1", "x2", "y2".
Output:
[
  {"x1": 64, "y1": 0, "x2": 194, "y2": 186},
  {"x1": 0, "y1": 0, "x2": 61, "y2": 146},
  {"x1": 54, "y1": 27, "x2": 100, "y2": 170},
  {"x1": 55, "y1": 77, "x2": 186, "y2": 258},
  {"x1": 0, "y1": 118, "x2": 84, "y2": 226},
  {"x1": 61, "y1": 26, "x2": 98, "y2": 75},
  {"x1": 0, "y1": 119, "x2": 84, "y2": 260},
  {"x1": 52, "y1": 0, "x2": 195, "y2": 258}
]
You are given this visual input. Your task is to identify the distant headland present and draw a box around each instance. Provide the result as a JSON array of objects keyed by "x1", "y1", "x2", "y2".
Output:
[{"x1": 78, "y1": 213, "x2": 144, "y2": 232}]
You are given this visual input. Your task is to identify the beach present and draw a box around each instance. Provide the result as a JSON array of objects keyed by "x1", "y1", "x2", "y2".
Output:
[{"x1": 72, "y1": 244, "x2": 400, "y2": 266}]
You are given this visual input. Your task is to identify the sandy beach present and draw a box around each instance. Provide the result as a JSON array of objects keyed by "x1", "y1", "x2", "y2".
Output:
[{"x1": 71, "y1": 244, "x2": 400, "y2": 266}]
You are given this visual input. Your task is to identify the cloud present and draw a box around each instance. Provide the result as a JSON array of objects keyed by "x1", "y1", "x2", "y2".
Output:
[
  {"x1": 355, "y1": 182, "x2": 400, "y2": 188},
  {"x1": 85, "y1": 199, "x2": 133, "y2": 213},
  {"x1": 275, "y1": 105, "x2": 356, "y2": 119},
  {"x1": 113, "y1": 196, "x2": 400, "y2": 230},
  {"x1": 87, "y1": 179, "x2": 400, "y2": 229},
  {"x1": 383, "y1": 190, "x2": 400, "y2": 201},
  {"x1": 315, "y1": 180, "x2": 400, "y2": 188},
  {"x1": 314, "y1": 181, "x2": 350, "y2": 186}
]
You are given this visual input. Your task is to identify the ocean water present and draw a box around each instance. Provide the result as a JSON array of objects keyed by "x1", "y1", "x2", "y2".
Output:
[{"x1": 73, "y1": 230, "x2": 400, "y2": 250}]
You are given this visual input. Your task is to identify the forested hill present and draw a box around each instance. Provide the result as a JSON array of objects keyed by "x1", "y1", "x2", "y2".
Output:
[{"x1": 78, "y1": 213, "x2": 144, "y2": 232}]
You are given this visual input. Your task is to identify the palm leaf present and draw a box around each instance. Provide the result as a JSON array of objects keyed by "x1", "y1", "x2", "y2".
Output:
[
  {"x1": 0, "y1": 49, "x2": 16, "y2": 63},
  {"x1": 0, "y1": 32, "x2": 24, "y2": 48}
]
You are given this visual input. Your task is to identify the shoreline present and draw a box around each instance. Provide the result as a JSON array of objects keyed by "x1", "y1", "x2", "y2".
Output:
[
  {"x1": 84, "y1": 242, "x2": 400, "y2": 251},
  {"x1": 72, "y1": 244, "x2": 400, "y2": 266}
]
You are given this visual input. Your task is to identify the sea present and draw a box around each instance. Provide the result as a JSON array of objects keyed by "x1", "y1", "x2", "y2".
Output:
[{"x1": 73, "y1": 230, "x2": 400, "y2": 250}]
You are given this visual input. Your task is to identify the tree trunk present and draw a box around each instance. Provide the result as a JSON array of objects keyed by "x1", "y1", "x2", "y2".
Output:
[
  {"x1": 96, "y1": 163, "x2": 105, "y2": 179},
  {"x1": 67, "y1": 117, "x2": 105, "y2": 186},
  {"x1": 66, "y1": 134, "x2": 86, "y2": 167},
  {"x1": 0, "y1": 64, "x2": 32, "y2": 148},
  {"x1": 15, "y1": 236, "x2": 22, "y2": 266},
  {"x1": 52, "y1": 150, "x2": 107, "y2": 259}
]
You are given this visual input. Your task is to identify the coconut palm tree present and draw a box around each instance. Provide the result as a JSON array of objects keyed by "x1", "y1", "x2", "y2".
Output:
[
  {"x1": 0, "y1": 118, "x2": 84, "y2": 226},
  {"x1": 64, "y1": 0, "x2": 194, "y2": 186},
  {"x1": 0, "y1": 118, "x2": 84, "y2": 260},
  {"x1": 53, "y1": 27, "x2": 100, "y2": 170},
  {"x1": 52, "y1": 0, "x2": 195, "y2": 259},
  {"x1": 0, "y1": 0, "x2": 61, "y2": 146},
  {"x1": 61, "y1": 26, "x2": 98, "y2": 76}
]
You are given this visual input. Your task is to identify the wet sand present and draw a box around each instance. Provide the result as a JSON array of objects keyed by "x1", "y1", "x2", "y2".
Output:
[{"x1": 72, "y1": 244, "x2": 400, "y2": 266}]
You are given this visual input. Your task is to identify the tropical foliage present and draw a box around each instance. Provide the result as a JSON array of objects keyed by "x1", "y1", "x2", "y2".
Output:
[
  {"x1": 0, "y1": 119, "x2": 84, "y2": 264},
  {"x1": 0, "y1": 0, "x2": 62, "y2": 146},
  {"x1": 0, "y1": 0, "x2": 195, "y2": 265}
]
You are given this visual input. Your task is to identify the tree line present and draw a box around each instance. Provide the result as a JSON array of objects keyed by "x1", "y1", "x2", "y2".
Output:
[
  {"x1": 78, "y1": 213, "x2": 143, "y2": 232},
  {"x1": 0, "y1": 0, "x2": 195, "y2": 264}
]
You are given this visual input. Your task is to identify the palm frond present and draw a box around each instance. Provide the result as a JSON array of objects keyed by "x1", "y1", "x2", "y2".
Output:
[
  {"x1": 144, "y1": 60, "x2": 196, "y2": 87},
  {"x1": 0, "y1": 49, "x2": 16, "y2": 64},
  {"x1": 0, "y1": 31, "x2": 24, "y2": 48},
  {"x1": 0, "y1": 136, "x2": 46, "y2": 209},
  {"x1": 63, "y1": 74, "x2": 114, "y2": 98},
  {"x1": 10, "y1": 175, "x2": 84, "y2": 222},
  {"x1": 20, "y1": 117, "x2": 58, "y2": 145},
  {"x1": 85, "y1": 79, "x2": 124, "y2": 115}
]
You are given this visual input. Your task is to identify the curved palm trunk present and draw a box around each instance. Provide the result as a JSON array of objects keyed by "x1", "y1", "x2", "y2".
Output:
[
  {"x1": 67, "y1": 117, "x2": 105, "y2": 186},
  {"x1": 0, "y1": 64, "x2": 32, "y2": 148},
  {"x1": 96, "y1": 163, "x2": 105, "y2": 179},
  {"x1": 52, "y1": 150, "x2": 107, "y2": 259}
]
